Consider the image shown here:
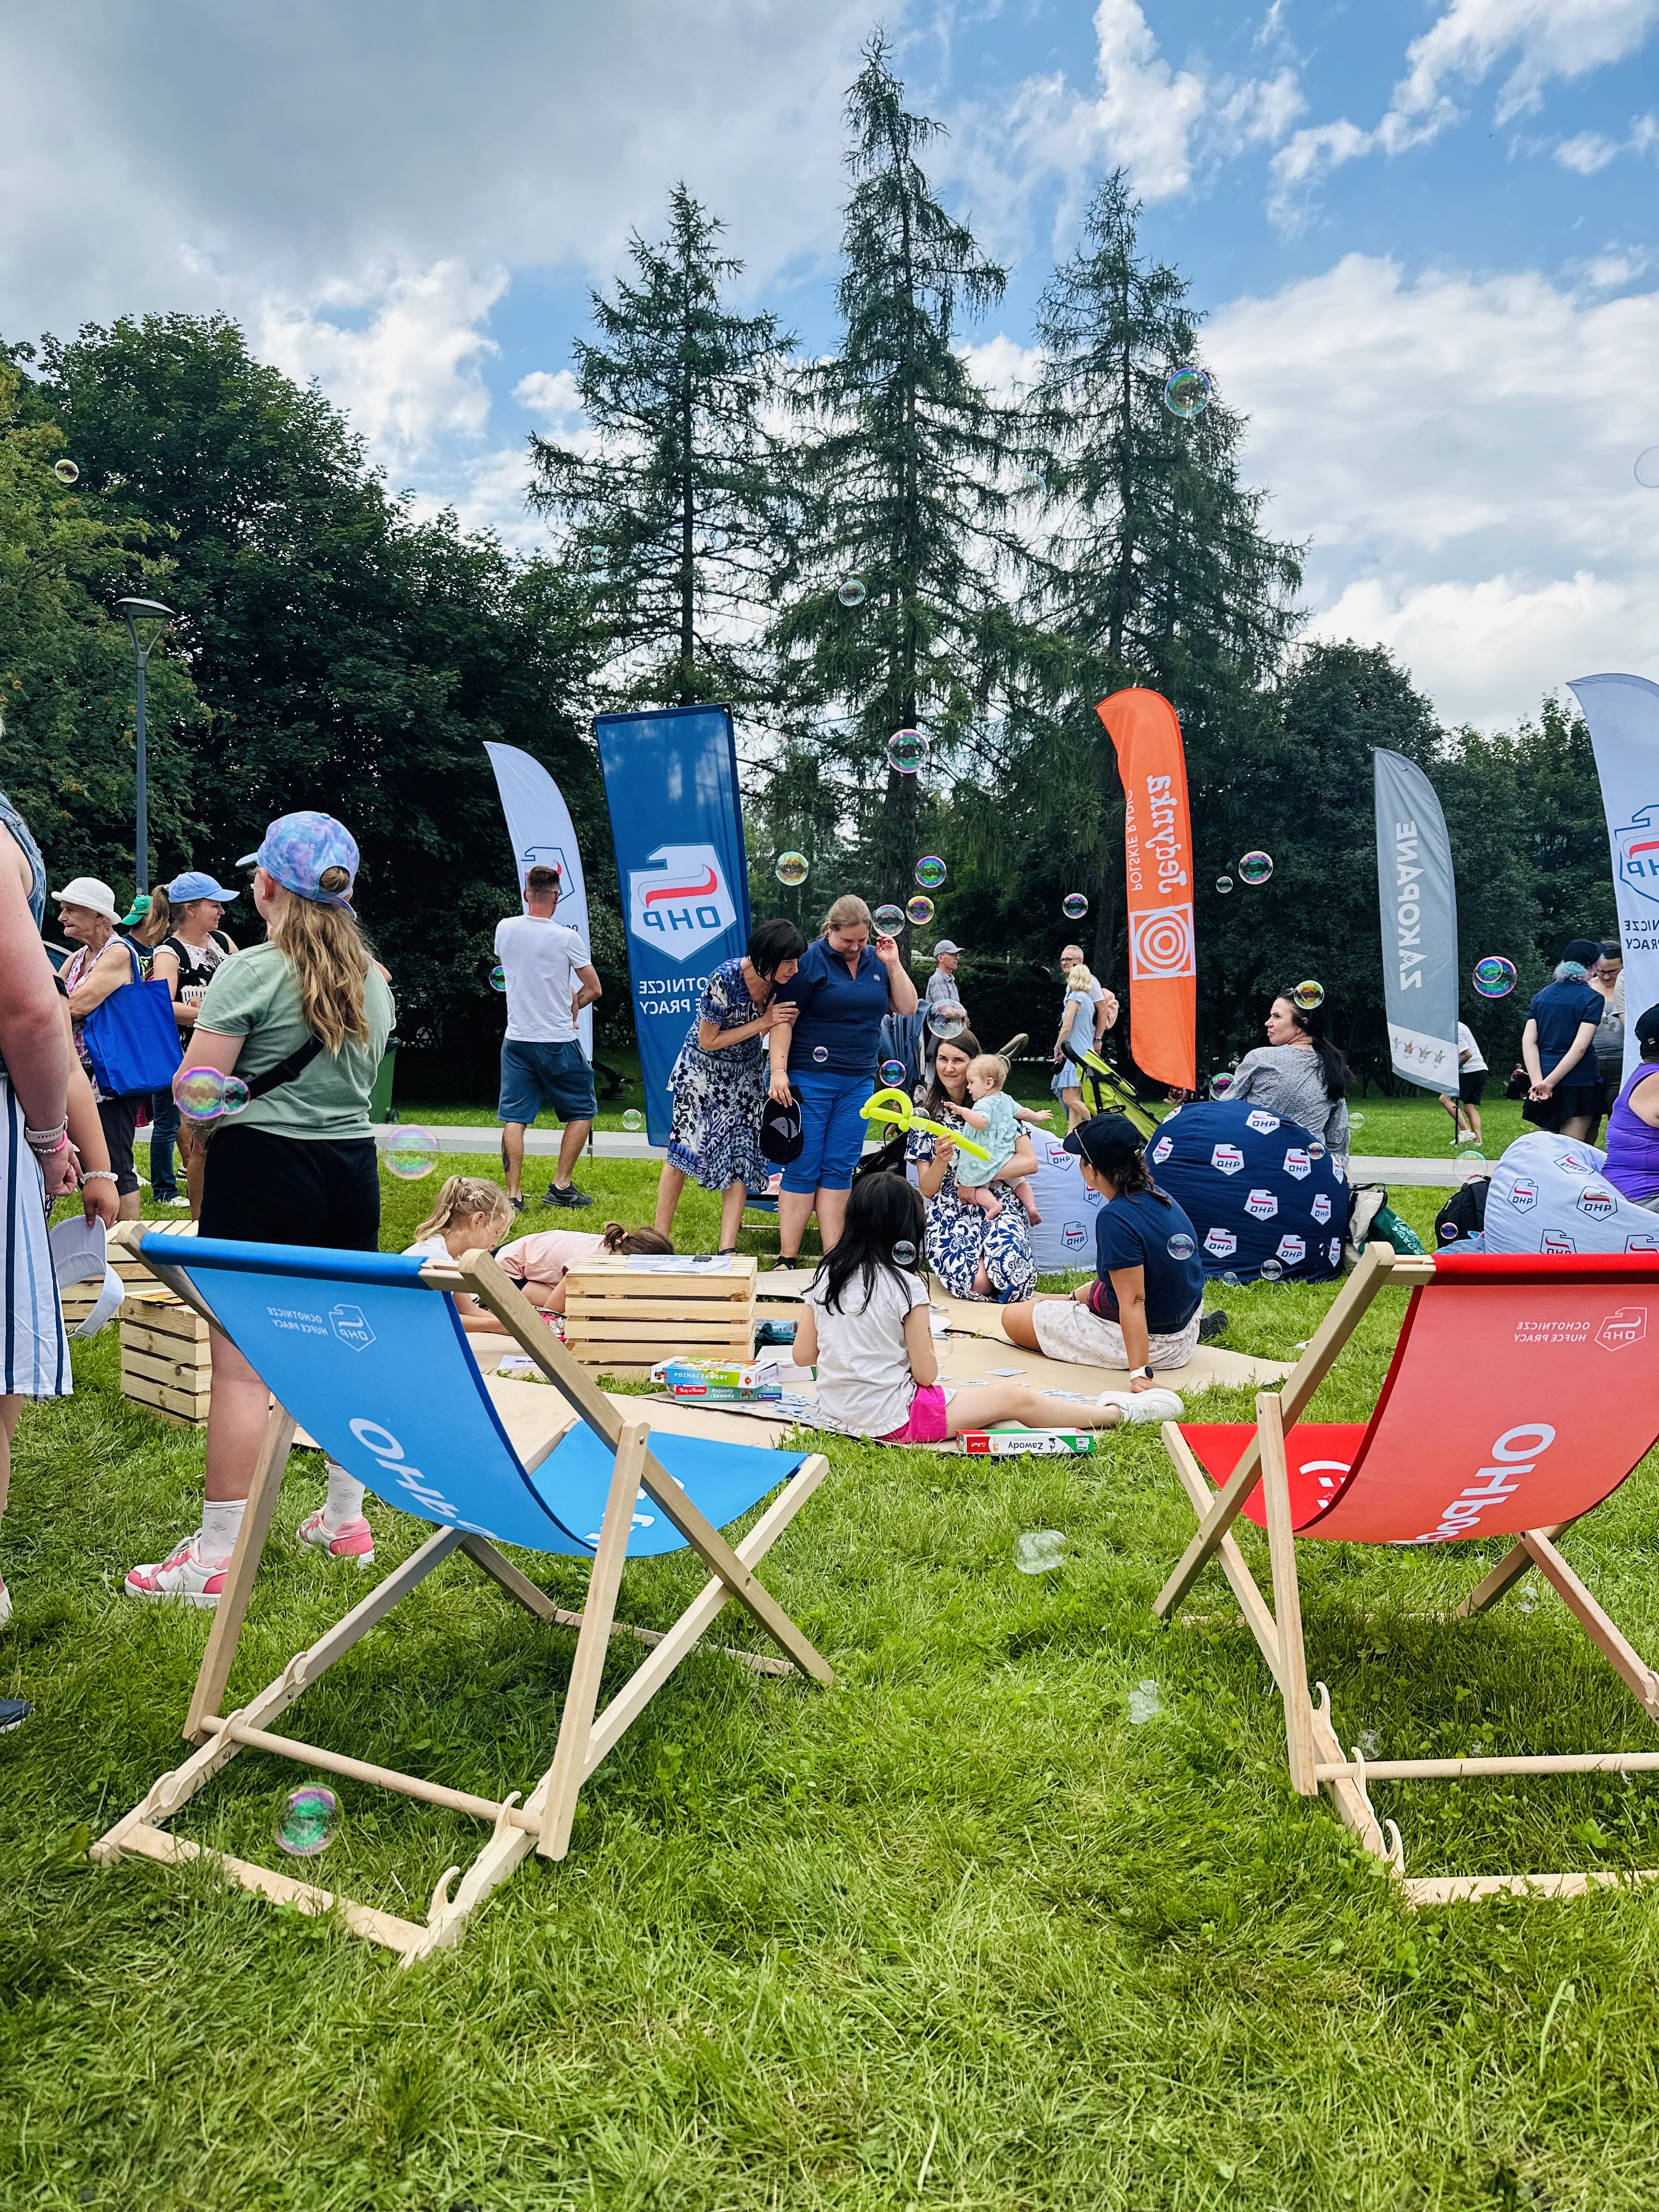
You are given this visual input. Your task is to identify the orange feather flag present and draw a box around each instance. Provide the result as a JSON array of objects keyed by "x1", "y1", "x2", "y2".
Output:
[{"x1": 1096, "y1": 687, "x2": 1197, "y2": 1093}]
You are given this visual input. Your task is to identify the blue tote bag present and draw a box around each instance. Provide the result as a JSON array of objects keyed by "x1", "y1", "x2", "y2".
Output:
[{"x1": 80, "y1": 942, "x2": 184, "y2": 1098}]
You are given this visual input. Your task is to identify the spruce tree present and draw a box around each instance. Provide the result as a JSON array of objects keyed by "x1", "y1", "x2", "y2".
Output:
[
  {"x1": 1014, "y1": 174, "x2": 1302, "y2": 991},
  {"x1": 528, "y1": 184, "x2": 790, "y2": 713},
  {"x1": 770, "y1": 36, "x2": 1019, "y2": 916}
]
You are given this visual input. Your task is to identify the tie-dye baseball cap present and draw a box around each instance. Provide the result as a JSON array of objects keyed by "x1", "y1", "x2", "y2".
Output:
[{"x1": 236, "y1": 812, "x2": 359, "y2": 908}]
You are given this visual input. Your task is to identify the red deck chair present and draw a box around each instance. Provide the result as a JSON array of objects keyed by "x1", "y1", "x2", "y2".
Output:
[{"x1": 1154, "y1": 1243, "x2": 1659, "y2": 1905}]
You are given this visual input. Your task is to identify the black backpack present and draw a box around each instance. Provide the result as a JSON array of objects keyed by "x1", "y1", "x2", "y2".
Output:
[{"x1": 1434, "y1": 1177, "x2": 1489, "y2": 1248}]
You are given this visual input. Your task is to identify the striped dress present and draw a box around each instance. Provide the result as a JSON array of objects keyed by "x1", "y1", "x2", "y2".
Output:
[{"x1": 0, "y1": 787, "x2": 71, "y2": 1398}]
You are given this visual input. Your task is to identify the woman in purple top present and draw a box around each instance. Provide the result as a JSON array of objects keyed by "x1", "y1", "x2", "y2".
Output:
[{"x1": 1603, "y1": 1001, "x2": 1659, "y2": 1211}]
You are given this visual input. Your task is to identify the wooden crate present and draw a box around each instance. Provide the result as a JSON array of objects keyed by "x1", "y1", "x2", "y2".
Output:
[
  {"x1": 560, "y1": 1255, "x2": 757, "y2": 1379},
  {"x1": 121, "y1": 1300, "x2": 213, "y2": 1427},
  {"x1": 113, "y1": 1216, "x2": 199, "y2": 1298}
]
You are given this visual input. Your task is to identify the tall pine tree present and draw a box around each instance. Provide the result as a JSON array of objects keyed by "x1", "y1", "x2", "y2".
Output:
[
  {"x1": 528, "y1": 184, "x2": 790, "y2": 713},
  {"x1": 770, "y1": 36, "x2": 1018, "y2": 913},
  {"x1": 1014, "y1": 174, "x2": 1302, "y2": 989}
]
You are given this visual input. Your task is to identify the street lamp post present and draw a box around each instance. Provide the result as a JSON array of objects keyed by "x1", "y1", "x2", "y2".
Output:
[{"x1": 114, "y1": 597, "x2": 174, "y2": 895}]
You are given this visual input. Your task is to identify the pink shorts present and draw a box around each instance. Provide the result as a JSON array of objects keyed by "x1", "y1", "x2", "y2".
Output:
[{"x1": 880, "y1": 1383, "x2": 950, "y2": 1445}]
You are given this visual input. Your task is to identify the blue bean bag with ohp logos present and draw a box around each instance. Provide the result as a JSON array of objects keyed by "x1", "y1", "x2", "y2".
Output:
[{"x1": 1144, "y1": 1098, "x2": 1350, "y2": 1284}]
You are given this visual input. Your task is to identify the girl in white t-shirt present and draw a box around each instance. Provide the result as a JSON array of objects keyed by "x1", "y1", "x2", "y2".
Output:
[
  {"x1": 404, "y1": 1175, "x2": 517, "y2": 1333},
  {"x1": 793, "y1": 1173, "x2": 1181, "y2": 1442}
]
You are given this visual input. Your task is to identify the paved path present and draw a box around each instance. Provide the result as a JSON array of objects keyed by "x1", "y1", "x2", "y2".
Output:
[{"x1": 389, "y1": 1124, "x2": 1474, "y2": 1188}]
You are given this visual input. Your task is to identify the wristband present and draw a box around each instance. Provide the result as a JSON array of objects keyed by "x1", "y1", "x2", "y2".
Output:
[
  {"x1": 82, "y1": 1169, "x2": 118, "y2": 1183},
  {"x1": 25, "y1": 1121, "x2": 69, "y2": 1152}
]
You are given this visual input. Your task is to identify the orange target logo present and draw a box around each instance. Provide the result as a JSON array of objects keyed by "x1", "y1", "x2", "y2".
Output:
[{"x1": 1128, "y1": 903, "x2": 1195, "y2": 981}]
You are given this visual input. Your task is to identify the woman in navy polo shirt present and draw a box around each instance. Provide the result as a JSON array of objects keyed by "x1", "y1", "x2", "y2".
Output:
[{"x1": 768, "y1": 893, "x2": 918, "y2": 1263}]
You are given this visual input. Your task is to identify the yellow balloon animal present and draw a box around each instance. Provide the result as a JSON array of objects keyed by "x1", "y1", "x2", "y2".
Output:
[{"x1": 858, "y1": 1086, "x2": 992, "y2": 1160}]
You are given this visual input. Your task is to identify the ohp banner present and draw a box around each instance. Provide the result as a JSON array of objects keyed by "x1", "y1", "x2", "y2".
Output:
[
  {"x1": 1373, "y1": 748, "x2": 1459, "y2": 1093},
  {"x1": 1569, "y1": 672, "x2": 1659, "y2": 1089},
  {"x1": 484, "y1": 742, "x2": 594, "y2": 1059},
  {"x1": 1097, "y1": 687, "x2": 1195, "y2": 1093},
  {"x1": 594, "y1": 706, "x2": 752, "y2": 1145}
]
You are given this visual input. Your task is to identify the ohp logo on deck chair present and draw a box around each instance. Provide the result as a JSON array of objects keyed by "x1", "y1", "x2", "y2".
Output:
[{"x1": 628, "y1": 844, "x2": 737, "y2": 960}]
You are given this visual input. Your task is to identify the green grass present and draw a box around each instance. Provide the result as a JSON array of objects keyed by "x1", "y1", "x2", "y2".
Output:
[{"x1": 6, "y1": 1167, "x2": 1659, "y2": 2209}]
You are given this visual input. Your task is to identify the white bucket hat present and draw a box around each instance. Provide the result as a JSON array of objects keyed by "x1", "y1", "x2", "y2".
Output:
[{"x1": 52, "y1": 876, "x2": 119, "y2": 922}]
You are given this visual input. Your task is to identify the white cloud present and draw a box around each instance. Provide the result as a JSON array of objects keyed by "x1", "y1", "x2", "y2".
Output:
[
  {"x1": 957, "y1": 334, "x2": 1043, "y2": 402},
  {"x1": 1271, "y1": 0, "x2": 1659, "y2": 222},
  {"x1": 1218, "y1": 69, "x2": 1306, "y2": 151},
  {"x1": 258, "y1": 262, "x2": 506, "y2": 467},
  {"x1": 1206, "y1": 254, "x2": 1659, "y2": 724},
  {"x1": 514, "y1": 370, "x2": 585, "y2": 428},
  {"x1": 1557, "y1": 129, "x2": 1622, "y2": 170}
]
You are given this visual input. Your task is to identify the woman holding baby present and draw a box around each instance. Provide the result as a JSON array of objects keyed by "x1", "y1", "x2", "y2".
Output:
[{"x1": 906, "y1": 1032, "x2": 1043, "y2": 1303}]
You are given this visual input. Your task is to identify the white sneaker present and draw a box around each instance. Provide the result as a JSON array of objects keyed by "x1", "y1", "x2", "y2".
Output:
[
  {"x1": 1097, "y1": 1388, "x2": 1184, "y2": 1424},
  {"x1": 123, "y1": 1532, "x2": 229, "y2": 1607},
  {"x1": 0, "y1": 1572, "x2": 10, "y2": 1630}
]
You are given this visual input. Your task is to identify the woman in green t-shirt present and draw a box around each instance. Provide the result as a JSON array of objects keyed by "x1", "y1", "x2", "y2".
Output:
[{"x1": 125, "y1": 812, "x2": 396, "y2": 1608}]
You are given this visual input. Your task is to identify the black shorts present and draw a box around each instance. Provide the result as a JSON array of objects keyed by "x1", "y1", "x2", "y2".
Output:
[
  {"x1": 199, "y1": 1126, "x2": 380, "y2": 1251},
  {"x1": 1458, "y1": 1071, "x2": 1487, "y2": 1105},
  {"x1": 96, "y1": 1094, "x2": 141, "y2": 1198}
]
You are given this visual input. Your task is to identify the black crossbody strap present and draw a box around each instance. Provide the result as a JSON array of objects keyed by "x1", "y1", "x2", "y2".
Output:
[{"x1": 245, "y1": 1036, "x2": 325, "y2": 1099}]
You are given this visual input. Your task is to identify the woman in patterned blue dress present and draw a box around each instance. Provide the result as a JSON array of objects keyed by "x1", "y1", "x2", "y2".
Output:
[
  {"x1": 656, "y1": 918, "x2": 806, "y2": 1250},
  {"x1": 907, "y1": 1030, "x2": 1040, "y2": 1302}
]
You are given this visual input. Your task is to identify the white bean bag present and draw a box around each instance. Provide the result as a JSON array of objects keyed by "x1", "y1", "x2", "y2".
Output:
[{"x1": 1485, "y1": 1130, "x2": 1659, "y2": 1255}]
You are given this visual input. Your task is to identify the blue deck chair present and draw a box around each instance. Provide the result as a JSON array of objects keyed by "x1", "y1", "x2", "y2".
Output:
[{"x1": 93, "y1": 1231, "x2": 831, "y2": 1964}]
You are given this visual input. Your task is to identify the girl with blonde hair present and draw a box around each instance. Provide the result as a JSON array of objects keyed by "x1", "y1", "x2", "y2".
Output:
[
  {"x1": 1052, "y1": 961, "x2": 1098, "y2": 1132},
  {"x1": 404, "y1": 1175, "x2": 517, "y2": 1334},
  {"x1": 125, "y1": 813, "x2": 397, "y2": 1601}
]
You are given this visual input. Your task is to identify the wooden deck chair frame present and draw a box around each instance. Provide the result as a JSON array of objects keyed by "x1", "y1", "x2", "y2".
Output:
[
  {"x1": 93, "y1": 1233, "x2": 831, "y2": 1963},
  {"x1": 1155, "y1": 1240, "x2": 1659, "y2": 1908}
]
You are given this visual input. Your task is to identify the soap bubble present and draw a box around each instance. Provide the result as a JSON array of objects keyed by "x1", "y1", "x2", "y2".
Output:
[
  {"x1": 1216, "y1": 876, "x2": 1233, "y2": 894},
  {"x1": 221, "y1": 1076, "x2": 249, "y2": 1115},
  {"x1": 275, "y1": 1784, "x2": 338, "y2": 1858},
  {"x1": 1472, "y1": 955, "x2": 1516, "y2": 998},
  {"x1": 1127, "y1": 1679, "x2": 1164, "y2": 1724},
  {"x1": 1292, "y1": 979, "x2": 1325, "y2": 1011},
  {"x1": 173, "y1": 1062, "x2": 231, "y2": 1115},
  {"x1": 1166, "y1": 1232, "x2": 1195, "y2": 1261},
  {"x1": 879, "y1": 1058, "x2": 906, "y2": 1085},
  {"x1": 1307, "y1": 1142, "x2": 1326, "y2": 1163},
  {"x1": 1635, "y1": 448, "x2": 1659, "y2": 489},
  {"x1": 1062, "y1": 891, "x2": 1088, "y2": 921},
  {"x1": 888, "y1": 727, "x2": 928, "y2": 774},
  {"x1": 915, "y1": 854, "x2": 946, "y2": 890},
  {"x1": 1020, "y1": 467, "x2": 1046, "y2": 492},
  {"x1": 53, "y1": 458, "x2": 79, "y2": 484},
  {"x1": 775, "y1": 850, "x2": 809, "y2": 888},
  {"x1": 1015, "y1": 1530, "x2": 1067, "y2": 1575},
  {"x1": 489, "y1": 964, "x2": 506, "y2": 992},
  {"x1": 892, "y1": 1239, "x2": 917, "y2": 1266},
  {"x1": 1349, "y1": 1112, "x2": 1365, "y2": 1131},
  {"x1": 383, "y1": 1128, "x2": 438, "y2": 1180},
  {"x1": 1238, "y1": 851, "x2": 1273, "y2": 885},
  {"x1": 1459, "y1": 1148, "x2": 1488, "y2": 1174},
  {"x1": 1163, "y1": 366, "x2": 1212, "y2": 419},
  {"x1": 906, "y1": 894, "x2": 935, "y2": 927},
  {"x1": 1260, "y1": 1257, "x2": 1283, "y2": 1281},
  {"x1": 837, "y1": 577, "x2": 867, "y2": 607},
  {"x1": 1209, "y1": 1071, "x2": 1234, "y2": 1099},
  {"x1": 622, "y1": 1109, "x2": 644, "y2": 1132},
  {"x1": 872, "y1": 903, "x2": 906, "y2": 935},
  {"x1": 928, "y1": 1009, "x2": 966, "y2": 1041},
  {"x1": 812, "y1": 1045, "x2": 828, "y2": 1064},
  {"x1": 1221, "y1": 1271, "x2": 1240, "y2": 1286}
]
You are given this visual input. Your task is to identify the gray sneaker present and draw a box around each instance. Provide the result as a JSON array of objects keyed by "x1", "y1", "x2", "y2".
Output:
[
  {"x1": 0, "y1": 1698, "x2": 30, "y2": 1733},
  {"x1": 543, "y1": 1182, "x2": 594, "y2": 1210}
]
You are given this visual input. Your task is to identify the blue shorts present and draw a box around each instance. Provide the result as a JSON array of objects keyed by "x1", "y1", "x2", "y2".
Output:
[
  {"x1": 498, "y1": 1039, "x2": 597, "y2": 1126},
  {"x1": 782, "y1": 1068, "x2": 871, "y2": 1195}
]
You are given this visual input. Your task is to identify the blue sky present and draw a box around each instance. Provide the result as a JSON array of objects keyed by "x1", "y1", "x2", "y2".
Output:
[{"x1": 3, "y1": 0, "x2": 1656, "y2": 724}]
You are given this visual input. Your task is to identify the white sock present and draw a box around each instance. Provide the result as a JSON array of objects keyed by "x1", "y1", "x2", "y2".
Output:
[
  {"x1": 324, "y1": 1461, "x2": 365, "y2": 1530},
  {"x1": 201, "y1": 1498, "x2": 246, "y2": 1562}
]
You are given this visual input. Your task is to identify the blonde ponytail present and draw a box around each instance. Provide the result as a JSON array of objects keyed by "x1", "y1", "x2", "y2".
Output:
[
  {"x1": 414, "y1": 1176, "x2": 515, "y2": 1244},
  {"x1": 268, "y1": 874, "x2": 373, "y2": 1054}
]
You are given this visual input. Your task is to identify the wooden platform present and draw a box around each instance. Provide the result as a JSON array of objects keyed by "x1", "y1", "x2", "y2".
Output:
[
  {"x1": 120, "y1": 1300, "x2": 213, "y2": 1427},
  {"x1": 560, "y1": 1255, "x2": 758, "y2": 1379}
]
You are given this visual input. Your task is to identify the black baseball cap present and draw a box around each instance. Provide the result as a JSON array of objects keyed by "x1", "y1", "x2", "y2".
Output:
[
  {"x1": 1635, "y1": 1002, "x2": 1659, "y2": 1051},
  {"x1": 1063, "y1": 1113, "x2": 1143, "y2": 1176},
  {"x1": 759, "y1": 1094, "x2": 803, "y2": 1165}
]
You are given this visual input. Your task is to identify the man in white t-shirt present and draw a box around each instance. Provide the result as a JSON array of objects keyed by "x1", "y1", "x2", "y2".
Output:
[
  {"x1": 495, "y1": 865, "x2": 603, "y2": 1210},
  {"x1": 1059, "y1": 942, "x2": 1119, "y2": 1049},
  {"x1": 1438, "y1": 1019, "x2": 1489, "y2": 1148}
]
